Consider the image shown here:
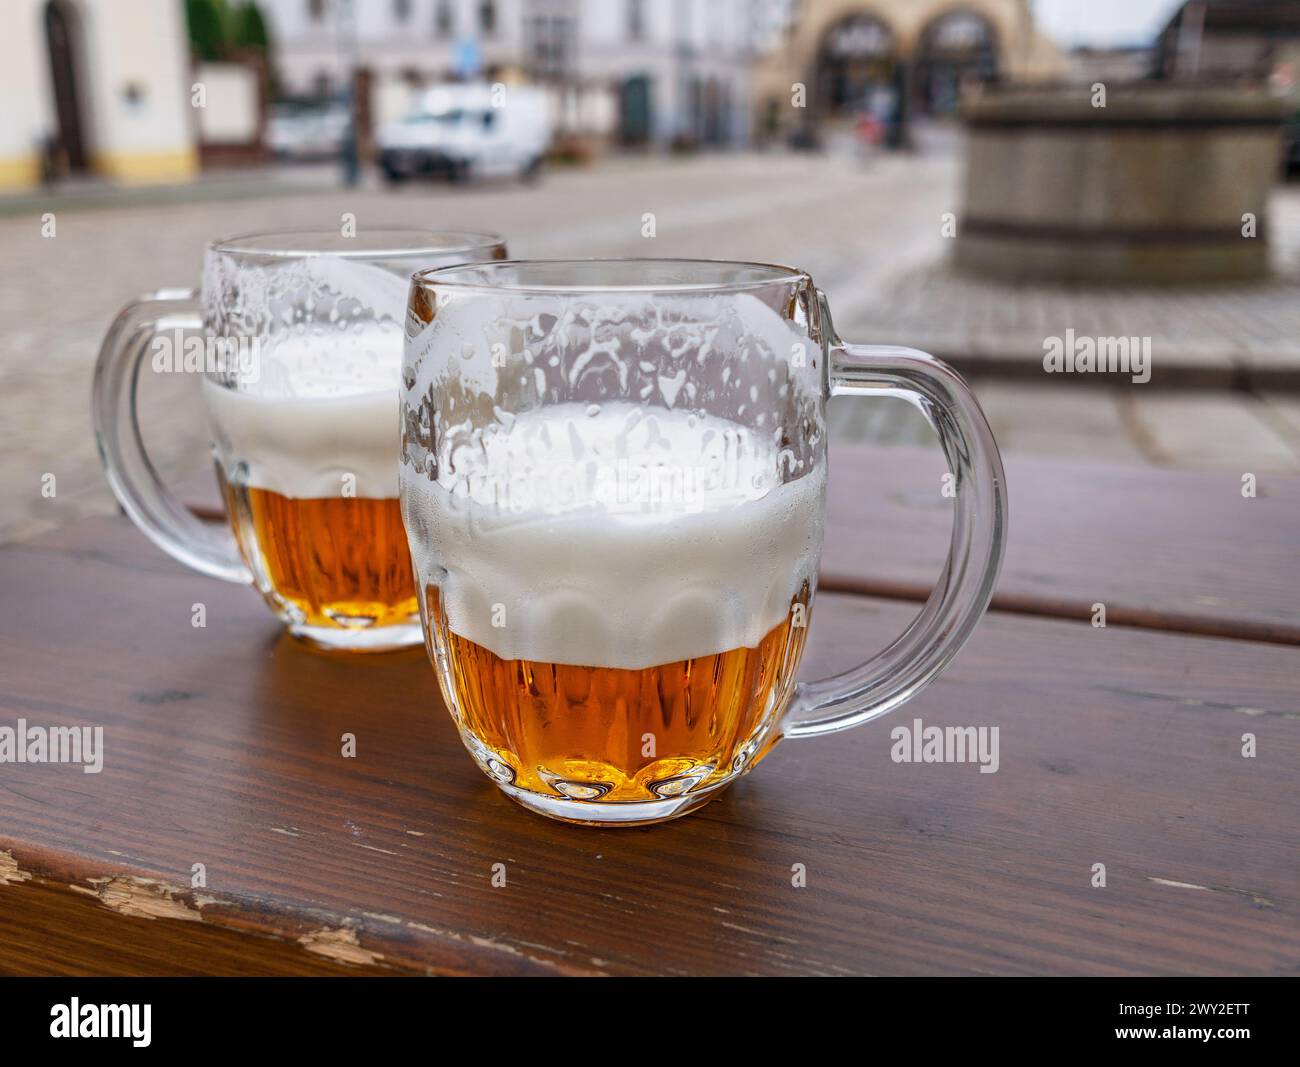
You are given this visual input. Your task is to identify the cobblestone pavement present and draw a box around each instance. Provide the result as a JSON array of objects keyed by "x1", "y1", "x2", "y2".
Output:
[
  {"x1": 2, "y1": 150, "x2": 1299, "y2": 544},
  {"x1": 841, "y1": 230, "x2": 1300, "y2": 386}
]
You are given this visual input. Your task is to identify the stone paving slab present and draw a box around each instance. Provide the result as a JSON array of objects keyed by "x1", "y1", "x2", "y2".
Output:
[
  {"x1": 827, "y1": 381, "x2": 1300, "y2": 473},
  {"x1": 834, "y1": 186, "x2": 1300, "y2": 389},
  {"x1": 1260, "y1": 392, "x2": 1300, "y2": 446},
  {"x1": 965, "y1": 380, "x2": 1148, "y2": 465},
  {"x1": 1128, "y1": 393, "x2": 1300, "y2": 473}
]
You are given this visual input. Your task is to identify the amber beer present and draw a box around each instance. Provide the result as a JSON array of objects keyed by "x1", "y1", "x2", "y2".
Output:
[
  {"x1": 425, "y1": 585, "x2": 811, "y2": 803},
  {"x1": 203, "y1": 328, "x2": 424, "y2": 649},
  {"x1": 226, "y1": 483, "x2": 416, "y2": 629}
]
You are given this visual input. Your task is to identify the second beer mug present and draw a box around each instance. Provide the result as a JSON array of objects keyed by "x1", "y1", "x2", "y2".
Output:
[
  {"x1": 401, "y1": 259, "x2": 1008, "y2": 825},
  {"x1": 94, "y1": 228, "x2": 506, "y2": 651}
]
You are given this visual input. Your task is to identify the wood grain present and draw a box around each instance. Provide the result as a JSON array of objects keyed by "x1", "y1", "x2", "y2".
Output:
[
  {"x1": 817, "y1": 444, "x2": 1300, "y2": 645},
  {"x1": 178, "y1": 445, "x2": 1300, "y2": 645},
  {"x1": 1, "y1": 516, "x2": 1296, "y2": 975}
]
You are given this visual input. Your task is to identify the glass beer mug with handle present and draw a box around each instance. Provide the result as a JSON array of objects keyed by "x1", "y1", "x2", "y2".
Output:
[
  {"x1": 94, "y1": 228, "x2": 506, "y2": 652},
  {"x1": 401, "y1": 259, "x2": 1007, "y2": 824}
]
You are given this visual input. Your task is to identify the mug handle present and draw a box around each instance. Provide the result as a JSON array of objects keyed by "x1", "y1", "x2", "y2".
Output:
[
  {"x1": 92, "y1": 289, "x2": 251, "y2": 583},
  {"x1": 782, "y1": 313, "x2": 1008, "y2": 738}
]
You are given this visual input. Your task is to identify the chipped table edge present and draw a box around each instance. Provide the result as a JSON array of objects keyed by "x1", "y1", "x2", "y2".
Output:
[{"x1": 0, "y1": 842, "x2": 597, "y2": 976}]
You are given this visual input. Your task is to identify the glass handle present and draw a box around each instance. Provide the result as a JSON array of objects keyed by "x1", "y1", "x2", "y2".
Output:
[
  {"x1": 783, "y1": 340, "x2": 1008, "y2": 738},
  {"x1": 91, "y1": 289, "x2": 250, "y2": 583}
]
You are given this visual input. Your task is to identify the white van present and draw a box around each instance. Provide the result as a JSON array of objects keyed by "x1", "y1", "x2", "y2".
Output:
[{"x1": 376, "y1": 83, "x2": 551, "y2": 183}]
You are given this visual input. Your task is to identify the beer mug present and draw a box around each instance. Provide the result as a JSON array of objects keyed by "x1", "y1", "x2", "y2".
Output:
[
  {"x1": 94, "y1": 228, "x2": 506, "y2": 651},
  {"x1": 400, "y1": 259, "x2": 1007, "y2": 824}
]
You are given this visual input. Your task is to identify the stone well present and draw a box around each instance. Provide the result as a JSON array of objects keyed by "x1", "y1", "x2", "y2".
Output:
[{"x1": 955, "y1": 83, "x2": 1287, "y2": 284}]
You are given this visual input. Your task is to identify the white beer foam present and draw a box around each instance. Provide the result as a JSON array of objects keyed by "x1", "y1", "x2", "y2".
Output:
[
  {"x1": 401, "y1": 402, "x2": 825, "y2": 670},
  {"x1": 203, "y1": 326, "x2": 402, "y2": 499}
]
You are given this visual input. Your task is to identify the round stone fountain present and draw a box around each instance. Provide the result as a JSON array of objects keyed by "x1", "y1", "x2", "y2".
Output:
[{"x1": 955, "y1": 83, "x2": 1288, "y2": 283}]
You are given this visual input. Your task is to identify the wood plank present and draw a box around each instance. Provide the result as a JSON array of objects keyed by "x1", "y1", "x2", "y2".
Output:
[
  {"x1": 818, "y1": 443, "x2": 1300, "y2": 645},
  {"x1": 176, "y1": 445, "x2": 1300, "y2": 644},
  {"x1": 1, "y1": 517, "x2": 1295, "y2": 975}
]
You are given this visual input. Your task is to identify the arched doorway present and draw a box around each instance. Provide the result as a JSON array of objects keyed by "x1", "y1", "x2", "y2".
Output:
[
  {"x1": 45, "y1": 0, "x2": 89, "y2": 172},
  {"x1": 816, "y1": 13, "x2": 897, "y2": 119},
  {"x1": 914, "y1": 9, "x2": 998, "y2": 116}
]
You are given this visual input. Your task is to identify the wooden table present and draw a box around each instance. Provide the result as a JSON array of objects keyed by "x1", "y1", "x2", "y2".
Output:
[{"x1": 1, "y1": 446, "x2": 1296, "y2": 975}]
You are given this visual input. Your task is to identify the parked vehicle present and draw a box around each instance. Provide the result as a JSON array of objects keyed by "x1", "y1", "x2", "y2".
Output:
[
  {"x1": 267, "y1": 100, "x2": 349, "y2": 161},
  {"x1": 375, "y1": 83, "x2": 551, "y2": 183}
]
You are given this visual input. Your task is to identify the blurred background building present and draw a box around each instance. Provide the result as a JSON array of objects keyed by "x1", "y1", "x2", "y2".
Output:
[
  {"x1": 260, "y1": 0, "x2": 776, "y2": 149},
  {"x1": 1, "y1": 0, "x2": 198, "y2": 190},
  {"x1": 3, "y1": 1, "x2": 1299, "y2": 189},
  {"x1": 1155, "y1": 0, "x2": 1300, "y2": 81},
  {"x1": 752, "y1": 0, "x2": 1064, "y2": 147}
]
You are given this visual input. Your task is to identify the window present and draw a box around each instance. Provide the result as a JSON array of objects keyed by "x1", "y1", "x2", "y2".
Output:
[
  {"x1": 394, "y1": 0, "x2": 412, "y2": 23},
  {"x1": 479, "y1": 1, "x2": 497, "y2": 36},
  {"x1": 435, "y1": 0, "x2": 454, "y2": 36},
  {"x1": 526, "y1": 12, "x2": 575, "y2": 81},
  {"x1": 627, "y1": 0, "x2": 644, "y2": 42}
]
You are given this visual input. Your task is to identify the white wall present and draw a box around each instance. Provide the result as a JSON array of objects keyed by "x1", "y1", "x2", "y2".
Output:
[
  {"x1": 195, "y1": 63, "x2": 261, "y2": 142},
  {"x1": 0, "y1": 0, "x2": 196, "y2": 187},
  {"x1": 85, "y1": 0, "x2": 197, "y2": 158},
  {"x1": 261, "y1": 0, "x2": 527, "y2": 94}
]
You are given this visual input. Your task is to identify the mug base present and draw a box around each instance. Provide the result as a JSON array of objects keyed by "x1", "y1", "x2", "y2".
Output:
[
  {"x1": 497, "y1": 780, "x2": 726, "y2": 827},
  {"x1": 289, "y1": 620, "x2": 424, "y2": 653}
]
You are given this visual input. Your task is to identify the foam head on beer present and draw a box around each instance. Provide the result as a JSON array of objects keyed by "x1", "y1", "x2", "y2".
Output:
[{"x1": 401, "y1": 276, "x2": 827, "y2": 816}]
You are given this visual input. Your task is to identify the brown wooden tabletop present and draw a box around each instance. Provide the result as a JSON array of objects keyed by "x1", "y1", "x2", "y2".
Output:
[
  {"x1": 182, "y1": 443, "x2": 1300, "y2": 645},
  {"x1": 1, "y1": 482, "x2": 1297, "y2": 975},
  {"x1": 819, "y1": 444, "x2": 1300, "y2": 646}
]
